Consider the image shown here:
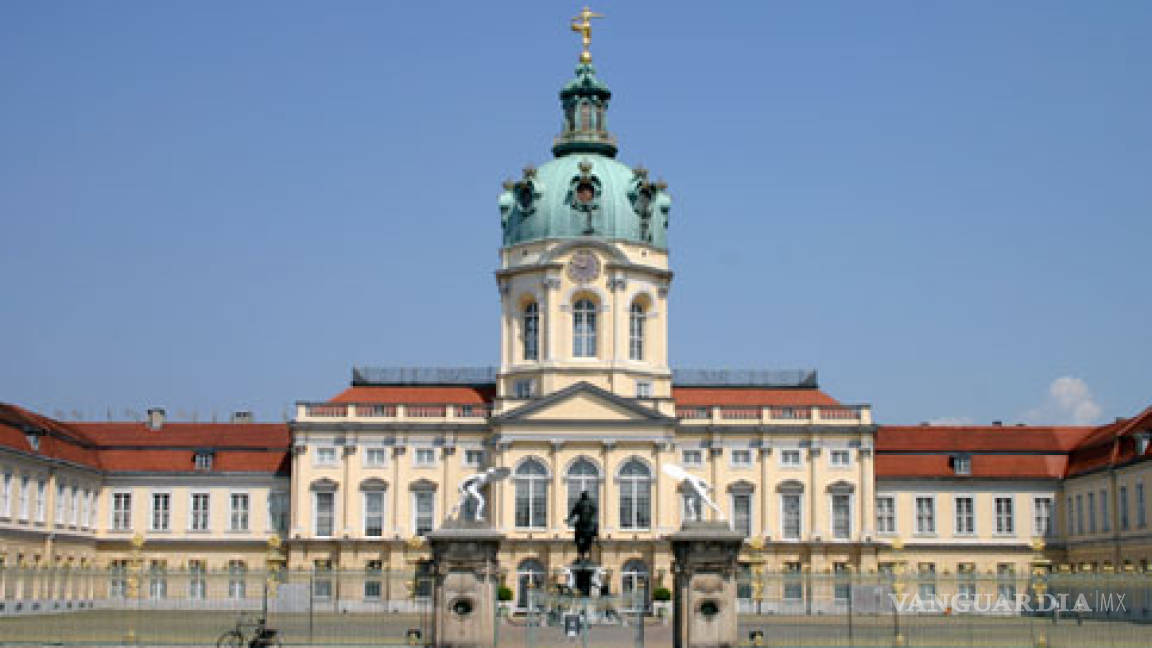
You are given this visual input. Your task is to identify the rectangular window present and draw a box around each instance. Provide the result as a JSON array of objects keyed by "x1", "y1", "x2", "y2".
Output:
[
  {"x1": 148, "y1": 560, "x2": 167, "y2": 599},
  {"x1": 414, "y1": 490, "x2": 435, "y2": 536},
  {"x1": 782, "y1": 493, "x2": 802, "y2": 539},
  {"x1": 108, "y1": 560, "x2": 128, "y2": 598},
  {"x1": 113, "y1": 492, "x2": 132, "y2": 530},
  {"x1": 18, "y1": 475, "x2": 29, "y2": 518},
  {"x1": 915, "y1": 497, "x2": 935, "y2": 535},
  {"x1": 681, "y1": 449, "x2": 703, "y2": 466},
  {"x1": 732, "y1": 493, "x2": 752, "y2": 536},
  {"x1": 0, "y1": 471, "x2": 10, "y2": 517},
  {"x1": 1076, "y1": 494, "x2": 1084, "y2": 535},
  {"x1": 831, "y1": 494, "x2": 851, "y2": 539},
  {"x1": 995, "y1": 497, "x2": 1014, "y2": 535},
  {"x1": 1100, "y1": 490, "x2": 1110, "y2": 532},
  {"x1": 315, "y1": 446, "x2": 338, "y2": 465},
  {"x1": 364, "y1": 491, "x2": 385, "y2": 537},
  {"x1": 228, "y1": 560, "x2": 247, "y2": 600},
  {"x1": 313, "y1": 560, "x2": 333, "y2": 599},
  {"x1": 783, "y1": 562, "x2": 803, "y2": 600},
  {"x1": 230, "y1": 493, "x2": 250, "y2": 531},
  {"x1": 876, "y1": 496, "x2": 895, "y2": 534},
  {"x1": 151, "y1": 493, "x2": 171, "y2": 531},
  {"x1": 194, "y1": 453, "x2": 213, "y2": 471},
  {"x1": 18, "y1": 476, "x2": 29, "y2": 521},
  {"x1": 917, "y1": 563, "x2": 937, "y2": 602},
  {"x1": 1119, "y1": 486, "x2": 1129, "y2": 531},
  {"x1": 953, "y1": 455, "x2": 971, "y2": 475},
  {"x1": 830, "y1": 450, "x2": 850, "y2": 467},
  {"x1": 996, "y1": 564, "x2": 1016, "y2": 601},
  {"x1": 514, "y1": 379, "x2": 534, "y2": 399},
  {"x1": 191, "y1": 493, "x2": 210, "y2": 531},
  {"x1": 635, "y1": 381, "x2": 652, "y2": 398},
  {"x1": 35, "y1": 479, "x2": 46, "y2": 522},
  {"x1": 414, "y1": 448, "x2": 437, "y2": 466},
  {"x1": 958, "y1": 563, "x2": 976, "y2": 601},
  {"x1": 463, "y1": 449, "x2": 485, "y2": 467},
  {"x1": 315, "y1": 492, "x2": 335, "y2": 536},
  {"x1": 955, "y1": 497, "x2": 974, "y2": 535},
  {"x1": 1033, "y1": 497, "x2": 1053, "y2": 537},
  {"x1": 1087, "y1": 492, "x2": 1097, "y2": 533},
  {"x1": 56, "y1": 484, "x2": 67, "y2": 525},
  {"x1": 731, "y1": 449, "x2": 752, "y2": 467},
  {"x1": 833, "y1": 562, "x2": 850, "y2": 601},
  {"x1": 364, "y1": 447, "x2": 388, "y2": 467},
  {"x1": 81, "y1": 488, "x2": 90, "y2": 528},
  {"x1": 364, "y1": 560, "x2": 383, "y2": 600},
  {"x1": 1138, "y1": 482, "x2": 1147, "y2": 528},
  {"x1": 188, "y1": 560, "x2": 206, "y2": 600},
  {"x1": 269, "y1": 492, "x2": 290, "y2": 533},
  {"x1": 70, "y1": 486, "x2": 79, "y2": 526},
  {"x1": 781, "y1": 449, "x2": 802, "y2": 467}
]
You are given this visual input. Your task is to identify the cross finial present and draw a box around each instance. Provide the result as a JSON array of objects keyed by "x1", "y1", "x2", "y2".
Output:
[{"x1": 570, "y1": 6, "x2": 604, "y2": 64}]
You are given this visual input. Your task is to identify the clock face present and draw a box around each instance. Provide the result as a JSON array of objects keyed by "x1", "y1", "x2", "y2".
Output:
[{"x1": 567, "y1": 251, "x2": 601, "y2": 283}]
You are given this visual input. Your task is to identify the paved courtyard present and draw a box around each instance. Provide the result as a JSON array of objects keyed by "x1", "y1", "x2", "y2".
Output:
[{"x1": 0, "y1": 611, "x2": 1148, "y2": 647}]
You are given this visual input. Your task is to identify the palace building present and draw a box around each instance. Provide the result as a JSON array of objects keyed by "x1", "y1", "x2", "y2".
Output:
[{"x1": 1, "y1": 24, "x2": 1151, "y2": 616}]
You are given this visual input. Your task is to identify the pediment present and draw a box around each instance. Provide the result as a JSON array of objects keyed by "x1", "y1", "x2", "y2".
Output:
[{"x1": 494, "y1": 382, "x2": 673, "y2": 425}]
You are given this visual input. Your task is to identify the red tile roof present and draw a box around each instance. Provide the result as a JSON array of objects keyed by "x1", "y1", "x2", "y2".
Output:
[
  {"x1": 672, "y1": 387, "x2": 840, "y2": 407},
  {"x1": 73, "y1": 422, "x2": 290, "y2": 448},
  {"x1": 0, "y1": 403, "x2": 101, "y2": 468},
  {"x1": 875, "y1": 453, "x2": 1068, "y2": 479},
  {"x1": 0, "y1": 403, "x2": 289, "y2": 475},
  {"x1": 877, "y1": 425, "x2": 1094, "y2": 453}
]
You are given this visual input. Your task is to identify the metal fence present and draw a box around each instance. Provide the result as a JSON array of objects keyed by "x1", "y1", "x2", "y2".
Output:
[
  {"x1": 0, "y1": 568, "x2": 435, "y2": 646},
  {"x1": 2, "y1": 568, "x2": 1152, "y2": 647}
]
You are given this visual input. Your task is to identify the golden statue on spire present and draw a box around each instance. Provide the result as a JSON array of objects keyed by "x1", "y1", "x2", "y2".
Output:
[{"x1": 570, "y1": 6, "x2": 604, "y2": 63}]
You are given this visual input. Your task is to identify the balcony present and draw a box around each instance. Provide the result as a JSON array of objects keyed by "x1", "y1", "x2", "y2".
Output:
[
  {"x1": 296, "y1": 402, "x2": 491, "y2": 423},
  {"x1": 676, "y1": 404, "x2": 872, "y2": 426}
]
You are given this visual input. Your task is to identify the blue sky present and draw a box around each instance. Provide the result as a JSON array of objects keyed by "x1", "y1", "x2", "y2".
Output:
[{"x1": 2, "y1": 1, "x2": 1149, "y2": 425}]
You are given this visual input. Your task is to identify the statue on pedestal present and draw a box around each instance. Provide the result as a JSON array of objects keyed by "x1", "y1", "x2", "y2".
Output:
[
  {"x1": 449, "y1": 467, "x2": 511, "y2": 522},
  {"x1": 567, "y1": 491, "x2": 598, "y2": 561},
  {"x1": 662, "y1": 463, "x2": 724, "y2": 522}
]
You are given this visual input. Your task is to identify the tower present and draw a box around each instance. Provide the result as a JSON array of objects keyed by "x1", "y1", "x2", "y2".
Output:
[{"x1": 494, "y1": 25, "x2": 674, "y2": 412}]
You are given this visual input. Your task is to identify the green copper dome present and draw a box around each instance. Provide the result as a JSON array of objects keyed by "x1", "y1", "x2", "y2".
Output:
[{"x1": 499, "y1": 63, "x2": 671, "y2": 249}]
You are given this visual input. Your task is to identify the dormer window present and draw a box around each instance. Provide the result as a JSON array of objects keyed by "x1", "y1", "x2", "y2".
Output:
[
  {"x1": 26, "y1": 434, "x2": 40, "y2": 452},
  {"x1": 193, "y1": 451, "x2": 214, "y2": 471},
  {"x1": 952, "y1": 454, "x2": 972, "y2": 476}
]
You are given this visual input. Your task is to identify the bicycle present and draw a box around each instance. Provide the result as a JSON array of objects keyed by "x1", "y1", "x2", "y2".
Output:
[{"x1": 216, "y1": 614, "x2": 282, "y2": 648}]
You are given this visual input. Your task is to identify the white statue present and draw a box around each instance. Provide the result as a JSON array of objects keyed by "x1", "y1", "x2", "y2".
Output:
[
  {"x1": 450, "y1": 466, "x2": 511, "y2": 521},
  {"x1": 662, "y1": 463, "x2": 725, "y2": 521}
]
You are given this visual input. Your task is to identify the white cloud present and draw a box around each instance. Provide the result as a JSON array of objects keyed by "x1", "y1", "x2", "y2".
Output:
[
  {"x1": 1022, "y1": 376, "x2": 1103, "y2": 425},
  {"x1": 926, "y1": 416, "x2": 974, "y2": 426}
]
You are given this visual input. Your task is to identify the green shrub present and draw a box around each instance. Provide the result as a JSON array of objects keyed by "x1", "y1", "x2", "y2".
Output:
[
  {"x1": 497, "y1": 585, "x2": 514, "y2": 601},
  {"x1": 652, "y1": 586, "x2": 672, "y2": 601}
]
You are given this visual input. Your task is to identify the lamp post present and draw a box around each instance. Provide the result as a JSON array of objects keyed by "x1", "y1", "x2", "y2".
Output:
[
  {"x1": 126, "y1": 533, "x2": 144, "y2": 646},
  {"x1": 890, "y1": 538, "x2": 905, "y2": 648},
  {"x1": 1030, "y1": 537, "x2": 1051, "y2": 648}
]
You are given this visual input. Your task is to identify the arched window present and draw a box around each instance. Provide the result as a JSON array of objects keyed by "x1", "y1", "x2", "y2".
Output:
[
  {"x1": 515, "y1": 458, "x2": 549, "y2": 529},
  {"x1": 573, "y1": 299, "x2": 597, "y2": 357},
  {"x1": 523, "y1": 301, "x2": 539, "y2": 361},
  {"x1": 621, "y1": 559, "x2": 649, "y2": 611},
  {"x1": 516, "y1": 558, "x2": 546, "y2": 610},
  {"x1": 629, "y1": 302, "x2": 645, "y2": 361},
  {"x1": 566, "y1": 458, "x2": 600, "y2": 524},
  {"x1": 618, "y1": 459, "x2": 652, "y2": 530}
]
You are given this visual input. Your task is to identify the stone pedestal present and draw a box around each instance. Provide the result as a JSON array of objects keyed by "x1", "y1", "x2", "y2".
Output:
[
  {"x1": 426, "y1": 522, "x2": 504, "y2": 648},
  {"x1": 669, "y1": 521, "x2": 744, "y2": 648},
  {"x1": 571, "y1": 559, "x2": 598, "y2": 597}
]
